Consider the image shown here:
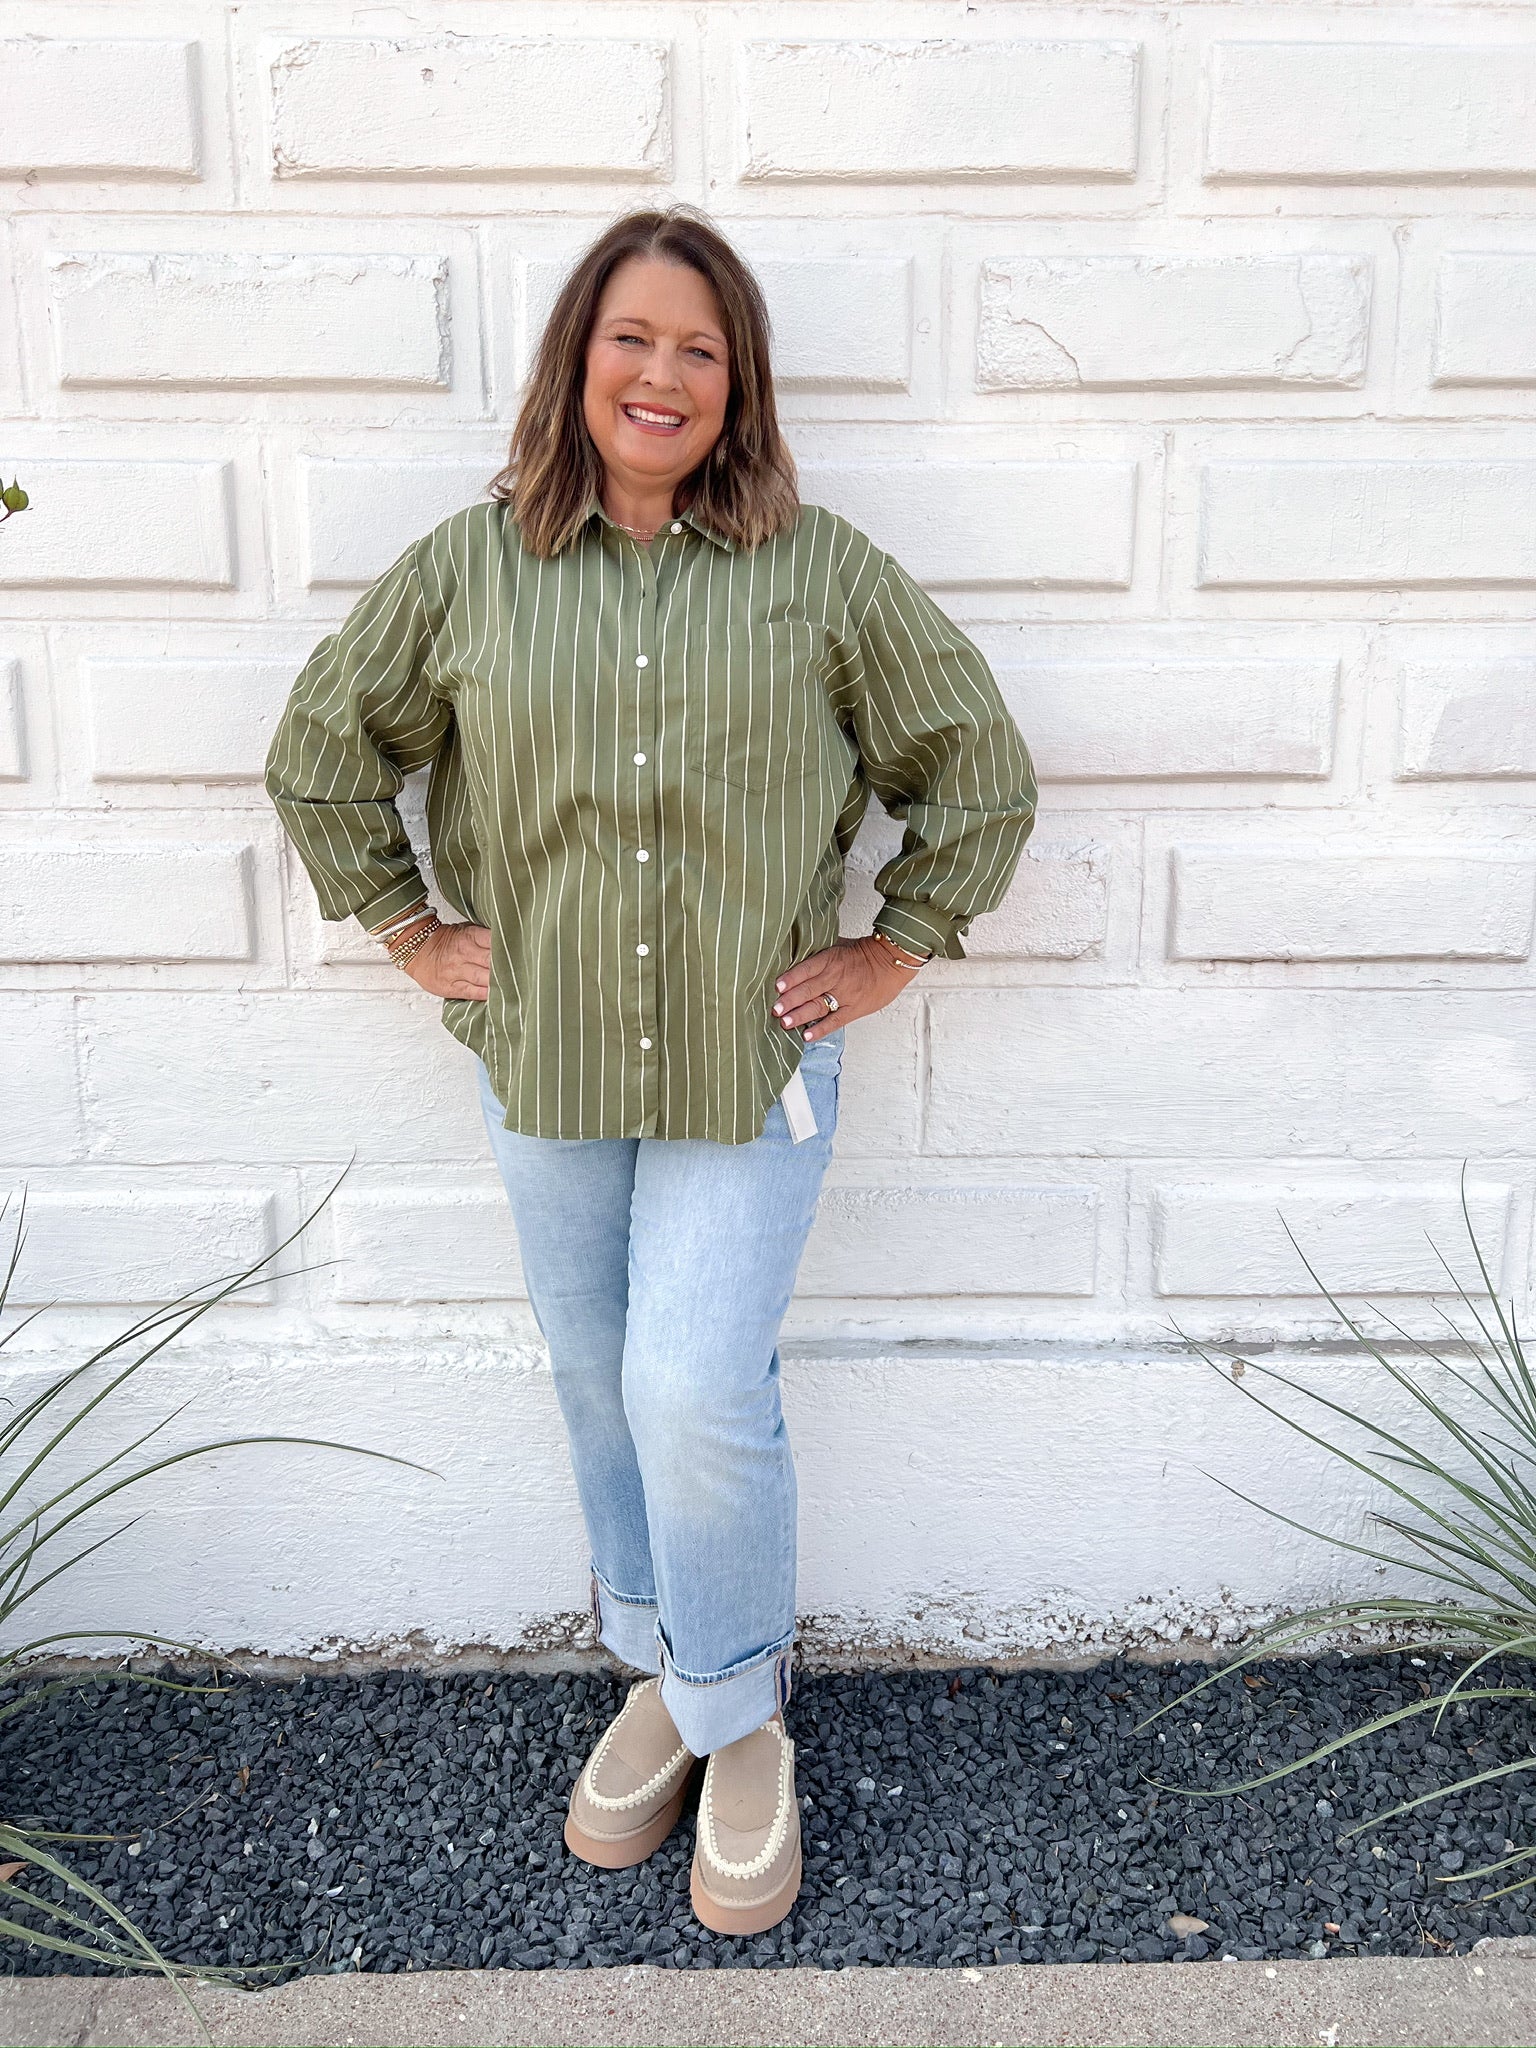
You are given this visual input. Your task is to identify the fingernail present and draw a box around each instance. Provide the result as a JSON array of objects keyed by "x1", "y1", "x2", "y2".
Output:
[
  {"x1": 772, "y1": 1002, "x2": 782, "y2": 1014},
  {"x1": 776, "y1": 980, "x2": 785, "y2": 991}
]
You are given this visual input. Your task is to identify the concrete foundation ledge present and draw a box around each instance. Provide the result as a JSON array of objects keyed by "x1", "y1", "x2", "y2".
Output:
[{"x1": 3, "y1": 1946, "x2": 1534, "y2": 2048}]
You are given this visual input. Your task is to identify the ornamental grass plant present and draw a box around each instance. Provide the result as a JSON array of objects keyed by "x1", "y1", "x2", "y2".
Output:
[
  {"x1": 1146, "y1": 1171, "x2": 1536, "y2": 1906},
  {"x1": 0, "y1": 1183, "x2": 435, "y2": 2019}
]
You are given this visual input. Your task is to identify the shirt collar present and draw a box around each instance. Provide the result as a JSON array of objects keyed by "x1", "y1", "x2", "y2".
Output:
[{"x1": 583, "y1": 491, "x2": 736, "y2": 553}]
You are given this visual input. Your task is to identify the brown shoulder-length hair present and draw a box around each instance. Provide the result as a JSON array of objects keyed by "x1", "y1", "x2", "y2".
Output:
[{"x1": 488, "y1": 206, "x2": 800, "y2": 558}]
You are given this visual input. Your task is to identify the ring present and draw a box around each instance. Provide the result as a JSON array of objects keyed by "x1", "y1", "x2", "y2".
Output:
[{"x1": 821, "y1": 992, "x2": 840, "y2": 1014}]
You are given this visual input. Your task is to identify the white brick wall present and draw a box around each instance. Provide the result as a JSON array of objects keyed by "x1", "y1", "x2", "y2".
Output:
[
  {"x1": 48, "y1": 252, "x2": 452, "y2": 391},
  {"x1": 267, "y1": 35, "x2": 673, "y2": 182},
  {"x1": 5, "y1": 0, "x2": 1536, "y2": 1663},
  {"x1": 0, "y1": 37, "x2": 201, "y2": 178}
]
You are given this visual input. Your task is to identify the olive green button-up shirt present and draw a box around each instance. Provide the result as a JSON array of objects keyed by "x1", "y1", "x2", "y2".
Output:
[{"x1": 265, "y1": 495, "x2": 1037, "y2": 1144}]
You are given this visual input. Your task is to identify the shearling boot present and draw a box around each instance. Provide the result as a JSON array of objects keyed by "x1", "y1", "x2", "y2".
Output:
[
  {"x1": 690, "y1": 1710, "x2": 801, "y2": 1933},
  {"x1": 564, "y1": 1677, "x2": 700, "y2": 1868}
]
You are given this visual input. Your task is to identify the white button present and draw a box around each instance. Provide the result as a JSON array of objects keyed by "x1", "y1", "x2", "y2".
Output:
[
  {"x1": 670, "y1": 522, "x2": 682, "y2": 534},
  {"x1": 635, "y1": 654, "x2": 648, "y2": 668},
  {"x1": 636, "y1": 943, "x2": 649, "y2": 956},
  {"x1": 639, "y1": 1036, "x2": 652, "y2": 1049},
  {"x1": 633, "y1": 751, "x2": 646, "y2": 765},
  {"x1": 635, "y1": 848, "x2": 649, "y2": 862}
]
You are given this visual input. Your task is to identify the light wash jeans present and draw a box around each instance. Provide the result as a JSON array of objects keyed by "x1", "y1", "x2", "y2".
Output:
[{"x1": 476, "y1": 1025, "x2": 845, "y2": 1756}]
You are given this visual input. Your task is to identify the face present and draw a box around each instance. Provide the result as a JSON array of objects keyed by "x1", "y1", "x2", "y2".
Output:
[{"x1": 582, "y1": 256, "x2": 732, "y2": 499}]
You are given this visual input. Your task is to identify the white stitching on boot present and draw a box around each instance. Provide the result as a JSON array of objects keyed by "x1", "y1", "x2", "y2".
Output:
[
  {"x1": 581, "y1": 1680, "x2": 692, "y2": 1813},
  {"x1": 697, "y1": 1722, "x2": 796, "y2": 1880}
]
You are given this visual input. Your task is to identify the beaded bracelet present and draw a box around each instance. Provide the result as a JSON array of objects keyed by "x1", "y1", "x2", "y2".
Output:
[{"x1": 387, "y1": 915, "x2": 442, "y2": 970}]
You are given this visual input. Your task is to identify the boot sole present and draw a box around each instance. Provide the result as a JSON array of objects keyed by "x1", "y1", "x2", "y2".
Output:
[
  {"x1": 564, "y1": 1760, "x2": 700, "y2": 1870},
  {"x1": 690, "y1": 1840, "x2": 802, "y2": 1935}
]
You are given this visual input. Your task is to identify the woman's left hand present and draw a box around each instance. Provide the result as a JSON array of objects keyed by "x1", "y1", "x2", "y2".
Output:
[{"x1": 771, "y1": 935, "x2": 925, "y2": 1043}]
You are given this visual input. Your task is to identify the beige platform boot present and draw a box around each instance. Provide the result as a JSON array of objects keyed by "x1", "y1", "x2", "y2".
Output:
[
  {"x1": 690, "y1": 1710, "x2": 802, "y2": 1934},
  {"x1": 564, "y1": 1677, "x2": 701, "y2": 1868}
]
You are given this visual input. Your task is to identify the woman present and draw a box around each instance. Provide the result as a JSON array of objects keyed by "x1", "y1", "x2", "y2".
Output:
[{"x1": 265, "y1": 205, "x2": 1037, "y2": 1939}]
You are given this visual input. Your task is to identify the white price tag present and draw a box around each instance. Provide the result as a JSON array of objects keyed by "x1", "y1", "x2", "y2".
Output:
[{"x1": 780, "y1": 1065, "x2": 818, "y2": 1143}]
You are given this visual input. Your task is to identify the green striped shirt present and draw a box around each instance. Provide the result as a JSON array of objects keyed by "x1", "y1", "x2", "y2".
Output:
[{"x1": 265, "y1": 494, "x2": 1037, "y2": 1144}]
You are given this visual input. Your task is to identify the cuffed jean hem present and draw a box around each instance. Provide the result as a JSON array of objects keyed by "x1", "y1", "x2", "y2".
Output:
[
  {"x1": 592, "y1": 1568, "x2": 793, "y2": 1753},
  {"x1": 590, "y1": 1568, "x2": 661, "y2": 1677},
  {"x1": 656, "y1": 1625, "x2": 795, "y2": 1758}
]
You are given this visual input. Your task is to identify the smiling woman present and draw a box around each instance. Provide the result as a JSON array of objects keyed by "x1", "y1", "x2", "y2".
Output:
[
  {"x1": 584, "y1": 262, "x2": 731, "y2": 487},
  {"x1": 263, "y1": 203, "x2": 1037, "y2": 1943}
]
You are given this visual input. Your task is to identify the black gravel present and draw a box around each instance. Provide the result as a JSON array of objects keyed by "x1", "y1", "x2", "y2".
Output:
[{"x1": 3, "y1": 1650, "x2": 1534, "y2": 1979}]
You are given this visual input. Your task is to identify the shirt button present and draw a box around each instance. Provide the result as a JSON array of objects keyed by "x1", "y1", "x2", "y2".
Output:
[
  {"x1": 636, "y1": 943, "x2": 649, "y2": 956},
  {"x1": 633, "y1": 751, "x2": 646, "y2": 765},
  {"x1": 639, "y1": 1036, "x2": 652, "y2": 1049},
  {"x1": 635, "y1": 848, "x2": 649, "y2": 862},
  {"x1": 670, "y1": 522, "x2": 682, "y2": 534},
  {"x1": 634, "y1": 654, "x2": 649, "y2": 668}
]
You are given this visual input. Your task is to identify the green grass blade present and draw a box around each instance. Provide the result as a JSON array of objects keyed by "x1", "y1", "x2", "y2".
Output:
[
  {"x1": 1142, "y1": 1687, "x2": 1529, "y2": 1799},
  {"x1": 1337, "y1": 1753, "x2": 1536, "y2": 1836}
]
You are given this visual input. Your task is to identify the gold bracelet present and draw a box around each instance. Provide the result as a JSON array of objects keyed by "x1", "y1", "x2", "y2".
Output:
[
  {"x1": 870, "y1": 929, "x2": 931, "y2": 971},
  {"x1": 387, "y1": 915, "x2": 442, "y2": 969},
  {"x1": 368, "y1": 899, "x2": 431, "y2": 942}
]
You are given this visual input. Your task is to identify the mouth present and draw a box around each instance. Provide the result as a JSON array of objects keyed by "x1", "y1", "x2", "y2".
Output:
[{"x1": 621, "y1": 402, "x2": 689, "y2": 436}]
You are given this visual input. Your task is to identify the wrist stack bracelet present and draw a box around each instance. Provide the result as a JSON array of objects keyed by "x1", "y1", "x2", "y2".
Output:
[
  {"x1": 367, "y1": 899, "x2": 429, "y2": 941},
  {"x1": 385, "y1": 914, "x2": 442, "y2": 970},
  {"x1": 871, "y1": 929, "x2": 932, "y2": 971},
  {"x1": 365, "y1": 900, "x2": 442, "y2": 969}
]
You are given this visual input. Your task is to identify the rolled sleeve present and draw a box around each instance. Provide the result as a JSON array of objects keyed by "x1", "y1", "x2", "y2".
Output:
[
  {"x1": 849, "y1": 555, "x2": 1038, "y2": 961},
  {"x1": 264, "y1": 541, "x2": 450, "y2": 926}
]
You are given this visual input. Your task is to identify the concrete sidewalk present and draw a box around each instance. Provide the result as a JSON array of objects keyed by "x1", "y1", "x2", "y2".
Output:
[{"x1": 2, "y1": 1946, "x2": 1533, "y2": 2048}]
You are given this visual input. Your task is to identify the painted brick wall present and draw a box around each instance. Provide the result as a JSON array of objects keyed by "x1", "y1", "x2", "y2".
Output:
[{"x1": 3, "y1": 0, "x2": 1534, "y2": 1662}]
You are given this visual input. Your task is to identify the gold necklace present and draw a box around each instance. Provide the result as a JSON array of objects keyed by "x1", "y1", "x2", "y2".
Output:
[{"x1": 612, "y1": 512, "x2": 661, "y2": 542}]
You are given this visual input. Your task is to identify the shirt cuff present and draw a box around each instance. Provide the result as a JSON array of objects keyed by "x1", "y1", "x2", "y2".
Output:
[
  {"x1": 355, "y1": 874, "x2": 432, "y2": 933},
  {"x1": 873, "y1": 902, "x2": 968, "y2": 961}
]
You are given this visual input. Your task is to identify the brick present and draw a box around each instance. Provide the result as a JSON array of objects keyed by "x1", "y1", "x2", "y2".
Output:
[
  {"x1": 925, "y1": 990, "x2": 1536, "y2": 1158},
  {"x1": 0, "y1": 460, "x2": 234, "y2": 590},
  {"x1": 1205, "y1": 42, "x2": 1536, "y2": 184},
  {"x1": 0, "y1": 660, "x2": 24, "y2": 780},
  {"x1": 978, "y1": 255, "x2": 1369, "y2": 390},
  {"x1": 80, "y1": 995, "x2": 490, "y2": 1164},
  {"x1": 1170, "y1": 845, "x2": 1536, "y2": 962},
  {"x1": 0, "y1": 843, "x2": 255, "y2": 964},
  {"x1": 965, "y1": 842, "x2": 1111, "y2": 961},
  {"x1": 8, "y1": 1189, "x2": 279, "y2": 1306},
  {"x1": 1432, "y1": 254, "x2": 1536, "y2": 387},
  {"x1": 800, "y1": 1185, "x2": 1098, "y2": 1296},
  {"x1": 269, "y1": 35, "x2": 670, "y2": 180},
  {"x1": 1000, "y1": 657, "x2": 1337, "y2": 781},
  {"x1": 49, "y1": 253, "x2": 450, "y2": 391},
  {"x1": 0, "y1": 38, "x2": 199, "y2": 178},
  {"x1": 85, "y1": 658, "x2": 298, "y2": 784},
  {"x1": 300, "y1": 461, "x2": 490, "y2": 587},
  {"x1": 740, "y1": 39, "x2": 1140, "y2": 183},
  {"x1": 1150, "y1": 1179, "x2": 1513, "y2": 1297},
  {"x1": 0, "y1": 999, "x2": 81, "y2": 1163},
  {"x1": 1398, "y1": 657, "x2": 1536, "y2": 780},
  {"x1": 801, "y1": 462, "x2": 1136, "y2": 589},
  {"x1": 331, "y1": 1189, "x2": 525, "y2": 1302},
  {"x1": 754, "y1": 258, "x2": 913, "y2": 391},
  {"x1": 1198, "y1": 462, "x2": 1536, "y2": 588},
  {"x1": 825, "y1": 1000, "x2": 919, "y2": 1159}
]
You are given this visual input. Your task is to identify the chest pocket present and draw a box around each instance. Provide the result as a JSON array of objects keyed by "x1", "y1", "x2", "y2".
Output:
[{"x1": 683, "y1": 619, "x2": 830, "y2": 791}]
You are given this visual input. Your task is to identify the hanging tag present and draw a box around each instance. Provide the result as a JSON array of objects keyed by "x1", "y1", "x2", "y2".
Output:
[{"x1": 781, "y1": 1064, "x2": 818, "y2": 1143}]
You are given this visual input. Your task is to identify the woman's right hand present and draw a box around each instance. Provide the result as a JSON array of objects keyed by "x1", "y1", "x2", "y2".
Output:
[{"x1": 406, "y1": 921, "x2": 492, "y2": 1000}]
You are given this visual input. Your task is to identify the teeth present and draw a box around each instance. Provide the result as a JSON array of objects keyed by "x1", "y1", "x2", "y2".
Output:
[{"x1": 625, "y1": 405, "x2": 685, "y2": 426}]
